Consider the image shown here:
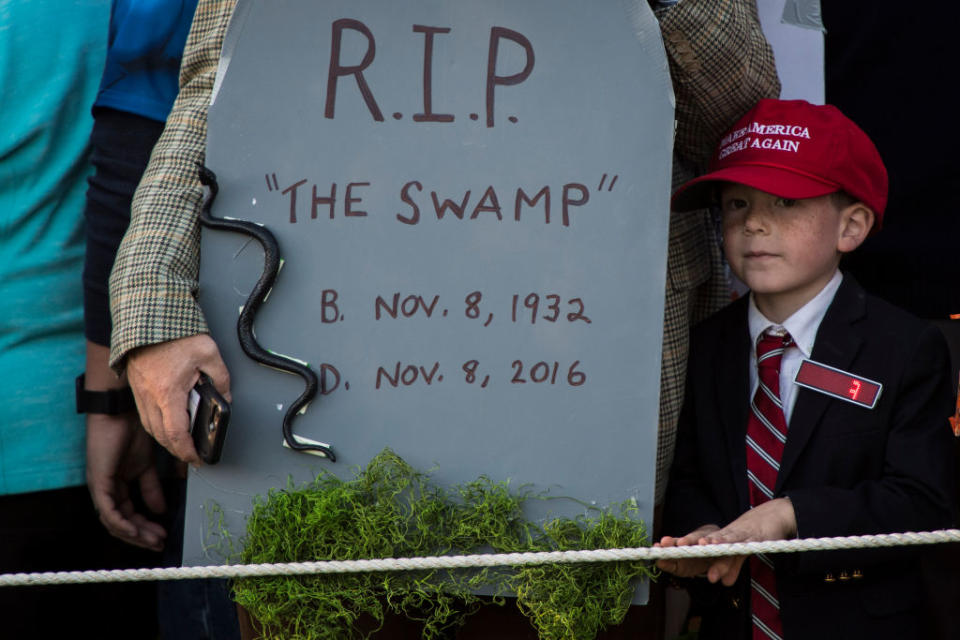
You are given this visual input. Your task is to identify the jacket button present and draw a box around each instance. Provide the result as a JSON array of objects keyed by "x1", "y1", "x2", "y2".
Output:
[
  {"x1": 839, "y1": 571, "x2": 851, "y2": 581},
  {"x1": 731, "y1": 597, "x2": 742, "y2": 610},
  {"x1": 852, "y1": 569, "x2": 863, "y2": 580},
  {"x1": 824, "y1": 573, "x2": 837, "y2": 583}
]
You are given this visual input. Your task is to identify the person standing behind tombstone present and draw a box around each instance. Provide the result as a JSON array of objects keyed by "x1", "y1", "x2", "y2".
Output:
[
  {"x1": 83, "y1": 0, "x2": 198, "y2": 558},
  {"x1": 81, "y1": 0, "x2": 240, "y2": 638},
  {"x1": 80, "y1": 1, "x2": 241, "y2": 639},
  {"x1": 0, "y1": 1, "x2": 162, "y2": 637}
]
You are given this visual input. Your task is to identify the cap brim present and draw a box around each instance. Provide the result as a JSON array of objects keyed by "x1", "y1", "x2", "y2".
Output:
[{"x1": 671, "y1": 164, "x2": 841, "y2": 212}]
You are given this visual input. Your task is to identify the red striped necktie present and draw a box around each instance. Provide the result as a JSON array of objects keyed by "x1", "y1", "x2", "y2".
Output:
[{"x1": 746, "y1": 329, "x2": 793, "y2": 640}]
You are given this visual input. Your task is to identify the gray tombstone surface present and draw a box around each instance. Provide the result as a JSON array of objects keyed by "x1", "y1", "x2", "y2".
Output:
[{"x1": 188, "y1": 0, "x2": 675, "y2": 605}]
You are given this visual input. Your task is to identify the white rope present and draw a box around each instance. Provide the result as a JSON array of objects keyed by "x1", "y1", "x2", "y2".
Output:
[{"x1": 2, "y1": 529, "x2": 959, "y2": 588}]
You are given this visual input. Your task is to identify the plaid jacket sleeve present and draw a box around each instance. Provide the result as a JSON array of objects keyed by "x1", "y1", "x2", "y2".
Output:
[
  {"x1": 653, "y1": 0, "x2": 780, "y2": 504},
  {"x1": 660, "y1": 0, "x2": 781, "y2": 169},
  {"x1": 109, "y1": 0, "x2": 235, "y2": 372}
]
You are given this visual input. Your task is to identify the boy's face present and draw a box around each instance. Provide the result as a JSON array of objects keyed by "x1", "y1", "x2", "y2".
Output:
[{"x1": 720, "y1": 184, "x2": 858, "y2": 320}]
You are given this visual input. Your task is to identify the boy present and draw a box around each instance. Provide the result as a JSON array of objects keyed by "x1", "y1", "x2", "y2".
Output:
[{"x1": 657, "y1": 98, "x2": 956, "y2": 639}]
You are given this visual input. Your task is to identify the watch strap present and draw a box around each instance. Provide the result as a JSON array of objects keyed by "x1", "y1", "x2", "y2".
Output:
[{"x1": 75, "y1": 373, "x2": 137, "y2": 415}]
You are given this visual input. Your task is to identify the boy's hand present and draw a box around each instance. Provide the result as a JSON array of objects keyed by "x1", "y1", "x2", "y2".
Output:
[
  {"x1": 696, "y1": 497, "x2": 796, "y2": 585},
  {"x1": 655, "y1": 524, "x2": 720, "y2": 578},
  {"x1": 657, "y1": 498, "x2": 797, "y2": 586}
]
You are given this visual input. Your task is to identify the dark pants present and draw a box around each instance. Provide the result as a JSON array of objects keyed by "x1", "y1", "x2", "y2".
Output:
[
  {"x1": 159, "y1": 479, "x2": 241, "y2": 640},
  {"x1": 0, "y1": 486, "x2": 161, "y2": 639}
]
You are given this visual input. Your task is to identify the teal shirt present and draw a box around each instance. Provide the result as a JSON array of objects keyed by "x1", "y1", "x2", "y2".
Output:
[{"x1": 0, "y1": 0, "x2": 110, "y2": 494}]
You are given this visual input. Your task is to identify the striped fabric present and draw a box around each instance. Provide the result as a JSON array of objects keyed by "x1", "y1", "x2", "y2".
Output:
[{"x1": 746, "y1": 330, "x2": 792, "y2": 640}]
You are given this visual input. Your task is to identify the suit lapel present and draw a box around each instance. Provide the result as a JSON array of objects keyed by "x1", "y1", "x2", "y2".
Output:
[
  {"x1": 775, "y1": 276, "x2": 867, "y2": 493},
  {"x1": 717, "y1": 300, "x2": 752, "y2": 513}
]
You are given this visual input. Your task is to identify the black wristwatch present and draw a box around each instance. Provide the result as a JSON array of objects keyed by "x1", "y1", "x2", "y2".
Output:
[{"x1": 75, "y1": 374, "x2": 137, "y2": 415}]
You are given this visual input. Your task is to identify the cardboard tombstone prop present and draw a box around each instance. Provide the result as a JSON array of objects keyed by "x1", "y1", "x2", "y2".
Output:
[{"x1": 189, "y1": 0, "x2": 674, "y2": 604}]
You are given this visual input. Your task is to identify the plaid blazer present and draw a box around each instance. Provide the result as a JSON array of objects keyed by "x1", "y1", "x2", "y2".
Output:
[{"x1": 109, "y1": 0, "x2": 779, "y2": 503}]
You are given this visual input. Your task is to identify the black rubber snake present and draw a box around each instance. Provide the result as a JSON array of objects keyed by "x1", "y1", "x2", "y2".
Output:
[{"x1": 198, "y1": 165, "x2": 336, "y2": 461}]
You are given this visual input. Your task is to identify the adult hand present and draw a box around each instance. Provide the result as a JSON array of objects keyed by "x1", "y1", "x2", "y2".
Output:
[
  {"x1": 85, "y1": 339, "x2": 168, "y2": 550},
  {"x1": 126, "y1": 334, "x2": 231, "y2": 464},
  {"x1": 86, "y1": 412, "x2": 167, "y2": 551}
]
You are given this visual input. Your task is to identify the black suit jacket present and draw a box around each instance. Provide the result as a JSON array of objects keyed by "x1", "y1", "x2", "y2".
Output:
[{"x1": 664, "y1": 275, "x2": 956, "y2": 639}]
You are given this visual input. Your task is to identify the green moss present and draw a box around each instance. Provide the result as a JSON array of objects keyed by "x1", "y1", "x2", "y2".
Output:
[
  {"x1": 229, "y1": 448, "x2": 655, "y2": 640},
  {"x1": 514, "y1": 508, "x2": 653, "y2": 640}
]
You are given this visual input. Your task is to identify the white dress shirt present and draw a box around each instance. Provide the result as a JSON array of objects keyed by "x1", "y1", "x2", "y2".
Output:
[{"x1": 747, "y1": 270, "x2": 843, "y2": 425}]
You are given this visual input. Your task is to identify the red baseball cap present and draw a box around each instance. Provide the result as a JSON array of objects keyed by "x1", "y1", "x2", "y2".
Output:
[{"x1": 671, "y1": 99, "x2": 888, "y2": 230}]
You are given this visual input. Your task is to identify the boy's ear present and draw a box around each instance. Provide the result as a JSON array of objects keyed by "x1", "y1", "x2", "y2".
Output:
[{"x1": 837, "y1": 203, "x2": 875, "y2": 253}]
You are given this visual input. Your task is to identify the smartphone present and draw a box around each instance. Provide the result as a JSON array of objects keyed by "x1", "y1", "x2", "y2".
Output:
[{"x1": 188, "y1": 374, "x2": 231, "y2": 464}]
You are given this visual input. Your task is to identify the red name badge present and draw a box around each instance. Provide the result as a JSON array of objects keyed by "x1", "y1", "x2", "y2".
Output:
[{"x1": 794, "y1": 360, "x2": 883, "y2": 409}]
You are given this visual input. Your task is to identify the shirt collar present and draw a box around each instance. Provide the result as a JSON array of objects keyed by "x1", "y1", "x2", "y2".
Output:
[{"x1": 748, "y1": 270, "x2": 843, "y2": 359}]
